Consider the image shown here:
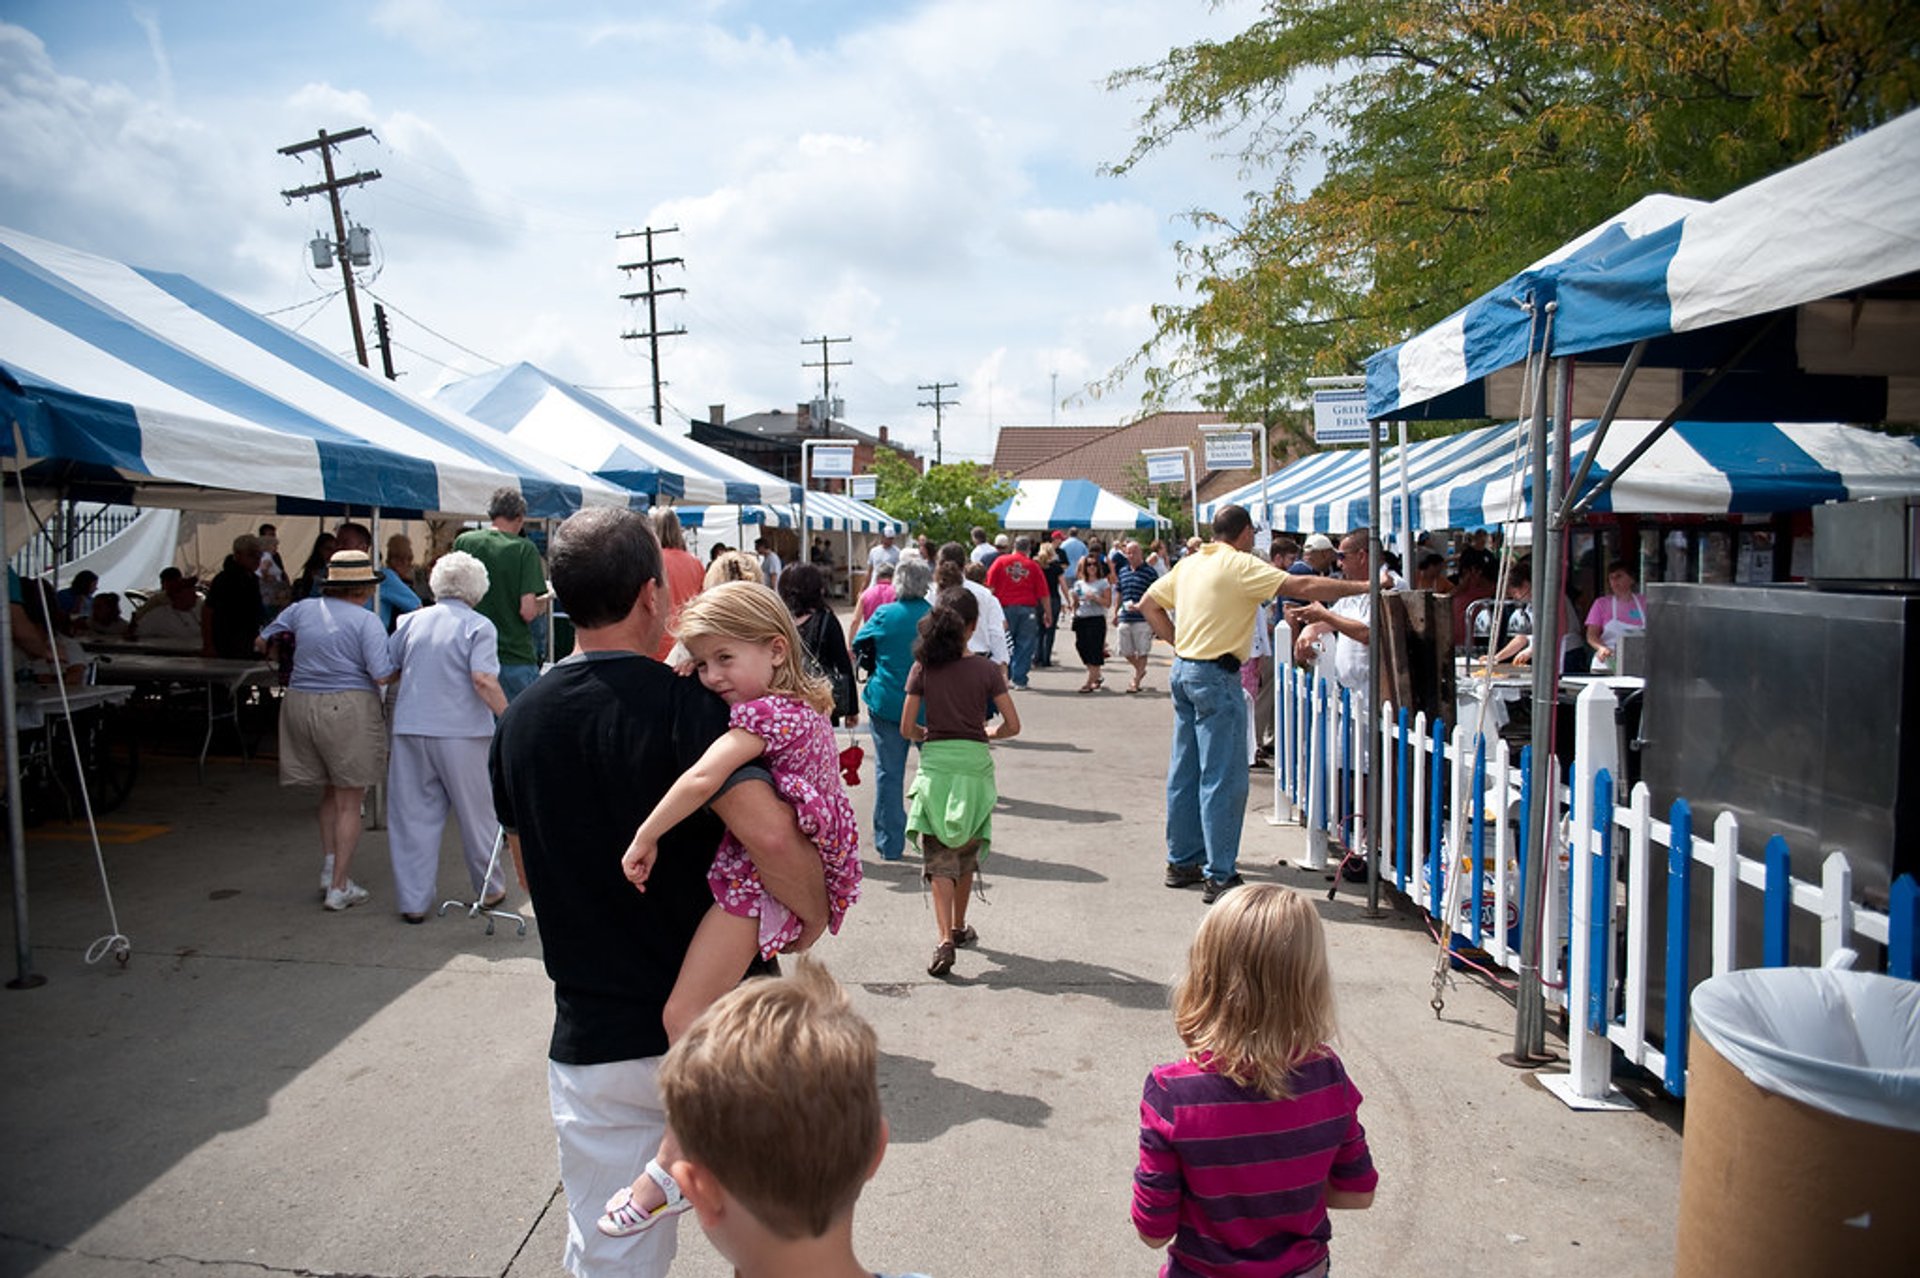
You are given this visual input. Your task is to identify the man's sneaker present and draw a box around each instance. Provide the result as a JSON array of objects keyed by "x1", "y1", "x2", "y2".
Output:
[
  {"x1": 1201, "y1": 873, "x2": 1245, "y2": 905},
  {"x1": 324, "y1": 881, "x2": 370, "y2": 912},
  {"x1": 319, "y1": 855, "x2": 335, "y2": 900},
  {"x1": 1164, "y1": 862, "x2": 1204, "y2": 889}
]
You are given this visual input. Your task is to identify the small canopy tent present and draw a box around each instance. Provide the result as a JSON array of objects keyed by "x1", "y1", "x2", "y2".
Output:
[
  {"x1": 994, "y1": 478, "x2": 1168, "y2": 532},
  {"x1": 1201, "y1": 420, "x2": 1920, "y2": 535},
  {"x1": 749, "y1": 491, "x2": 908, "y2": 534},
  {"x1": 433, "y1": 363, "x2": 801, "y2": 506},
  {"x1": 0, "y1": 228, "x2": 639, "y2": 518}
]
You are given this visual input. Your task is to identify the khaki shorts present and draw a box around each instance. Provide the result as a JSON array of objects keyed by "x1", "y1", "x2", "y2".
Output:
[
  {"x1": 1115, "y1": 619, "x2": 1154, "y2": 658},
  {"x1": 278, "y1": 688, "x2": 388, "y2": 788},
  {"x1": 920, "y1": 836, "x2": 981, "y2": 882}
]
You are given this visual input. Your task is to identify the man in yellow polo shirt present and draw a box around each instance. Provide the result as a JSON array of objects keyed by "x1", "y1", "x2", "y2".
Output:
[{"x1": 1140, "y1": 505, "x2": 1369, "y2": 902}]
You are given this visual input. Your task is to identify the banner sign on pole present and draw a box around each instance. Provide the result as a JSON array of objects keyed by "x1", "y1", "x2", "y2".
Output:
[
  {"x1": 849, "y1": 474, "x2": 877, "y2": 501},
  {"x1": 1312, "y1": 389, "x2": 1385, "y2": 445},
  {"x1": 1203, "y1": 431, "x2": 1255, "y2": 470},
  {"x1": 1144, "y1": 452, "x2": 1187, "y2": 485},
  {"x1": 811, "y1": 445, "x2": 855, "y2": 478}
]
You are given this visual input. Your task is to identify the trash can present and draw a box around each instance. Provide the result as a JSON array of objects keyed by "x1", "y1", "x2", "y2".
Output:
[{"x1": 1674, "y1": 968, "x2": 1920, "y2": 1277}]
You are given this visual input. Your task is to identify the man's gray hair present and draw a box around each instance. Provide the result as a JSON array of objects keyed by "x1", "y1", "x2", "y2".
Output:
[
  {"x1": 488, "y1": 487, "x2": 528, "y2": 522},
  {"x1": 893, "y1": 557, "x2": 933, "y2": 600},
  {"x1": 429, "y1": 550, "x2": 490, "y2": 607}
]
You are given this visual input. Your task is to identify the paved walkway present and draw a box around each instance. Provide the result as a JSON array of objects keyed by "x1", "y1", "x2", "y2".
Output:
[{"x1": 0, "y1": 639, "x2": 1681, "y2": 1277}]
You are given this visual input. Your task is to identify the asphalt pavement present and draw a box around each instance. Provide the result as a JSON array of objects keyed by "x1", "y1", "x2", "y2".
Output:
[{"x1": 0, "y1": 633, "x2": 1682, "y2": 1277}]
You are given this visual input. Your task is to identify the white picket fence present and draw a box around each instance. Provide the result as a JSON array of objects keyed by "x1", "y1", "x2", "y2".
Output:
[{"x1": 1271, "y1": 658, "x2": 1919, "y2": 1104}]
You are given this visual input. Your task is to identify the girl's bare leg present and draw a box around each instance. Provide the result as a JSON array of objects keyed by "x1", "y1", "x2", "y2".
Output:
[
  {"x1": 929, "y1": 873, "x2": 956, "y2": 939},
  {"x1": 951, "y1": 869, "x2": 974, "y2": 937},
  {"x1": 620, "y1": 907, "x2": 760, "y2": 1217}
]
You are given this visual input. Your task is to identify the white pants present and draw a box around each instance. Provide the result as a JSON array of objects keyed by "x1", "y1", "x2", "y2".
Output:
[
  {"x1": 548, "y1": 1057, "x2": 679, "y2": 1278},
  {"x1": 385, "y1": 734, "x2": 500, "y2": 915}
]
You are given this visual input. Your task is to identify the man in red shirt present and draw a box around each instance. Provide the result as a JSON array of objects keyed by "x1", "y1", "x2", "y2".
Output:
[{"x1": 985, "y1": 534, "x2": 1049, "y2": 690}]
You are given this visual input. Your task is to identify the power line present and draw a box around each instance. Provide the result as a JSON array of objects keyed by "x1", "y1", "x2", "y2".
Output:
[
  {"x1": 917, "y1": 381, "x2": 959, "y2": 465},
  {"x1": 277, "y1": 126, "x2": 381, "y2": 367},
  {"x1": 801, "y1": 335, "x2": 852, "y2": 419},
  {"x1": 616, "y1": 225, "x2": 686, "y2": 426},
  {"x1": 262, "y1": 289, "x2": 341, "y2": 317},
  {"x1": 361, "y1": 287, "x2": 503, "y2": 370}
]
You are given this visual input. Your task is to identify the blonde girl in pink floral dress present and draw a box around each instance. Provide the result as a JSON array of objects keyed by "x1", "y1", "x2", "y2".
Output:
[{"x1": 599, "y1": 580, "x2": 861, "y2": 1237}]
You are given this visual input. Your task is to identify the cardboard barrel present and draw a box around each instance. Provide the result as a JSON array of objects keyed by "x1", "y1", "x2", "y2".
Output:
[{"x1": 1673, "y1": 969, "x2": 1920, "y2": 1277}]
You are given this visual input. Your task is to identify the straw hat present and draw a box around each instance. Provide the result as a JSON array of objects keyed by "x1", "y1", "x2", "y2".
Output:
[{"x1": 324, "y1": 549, "x2": 381, "y2": 585}]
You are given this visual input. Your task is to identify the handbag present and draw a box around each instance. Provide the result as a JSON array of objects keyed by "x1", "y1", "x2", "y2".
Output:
[{"x1": 800, "y1": 610, "x2": 857, "y2": 723}]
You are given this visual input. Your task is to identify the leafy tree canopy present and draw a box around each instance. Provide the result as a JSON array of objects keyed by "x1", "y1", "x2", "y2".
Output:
[
  {"x1": 870, "y1": 451, "x2": 1017, "y2": 548},
  {"x1": 1107, "y1": 0, "x2": 1920, "y2": 448}
]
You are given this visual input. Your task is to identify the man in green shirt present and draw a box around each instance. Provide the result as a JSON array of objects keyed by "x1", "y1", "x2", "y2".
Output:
[{"x1": 455, "y1": 488, "x2": 546, "y2": 702}]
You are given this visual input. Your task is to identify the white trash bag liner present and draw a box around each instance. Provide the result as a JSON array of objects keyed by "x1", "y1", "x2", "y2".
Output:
[{"x1": 1691, "y1": 968, "x2": 1920, "y2": 1132}]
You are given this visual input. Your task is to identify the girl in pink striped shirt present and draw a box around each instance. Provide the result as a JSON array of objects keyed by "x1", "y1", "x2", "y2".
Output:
[{"x1": 1133, "y1": 885, "x2": 1377, "y2": 1277}]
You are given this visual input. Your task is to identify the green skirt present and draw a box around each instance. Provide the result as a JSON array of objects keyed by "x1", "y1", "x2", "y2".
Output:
[{"x1": 905, "y1": 738, "x2": 997, "y2": 858}]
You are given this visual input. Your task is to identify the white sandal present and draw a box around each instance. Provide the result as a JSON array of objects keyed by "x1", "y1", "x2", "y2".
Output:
[{"x1": 596, "y1": 1159, "x2": 690, "y2": 1237}]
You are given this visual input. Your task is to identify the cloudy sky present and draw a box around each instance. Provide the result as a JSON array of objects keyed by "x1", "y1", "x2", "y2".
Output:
[{"x1": 0, "y1": 0, "x2": 1263, "y2": 462}]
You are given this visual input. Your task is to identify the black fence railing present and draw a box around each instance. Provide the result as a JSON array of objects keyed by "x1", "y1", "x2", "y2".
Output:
[{"x1": 10, "y1": 503, "x2": 143, "y2": 584}]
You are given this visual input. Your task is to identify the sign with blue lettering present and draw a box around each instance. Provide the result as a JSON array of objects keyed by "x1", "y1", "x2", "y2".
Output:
[
  {"x1": 1203, "y1": 431, "x2": 1255, "y2": 469},
  {"x1": 811, "y1": 445, "x2": 855, "y2": 478},
  {"x1": 850, "y1": 474, "x2": 877, "y2": 501},
  {"x1": 1312, "y1": 390, "x2": 1385, "y2": 445},
  {"x1": 1144, "y1": 452, "x2": 1187, "y2": 485}
]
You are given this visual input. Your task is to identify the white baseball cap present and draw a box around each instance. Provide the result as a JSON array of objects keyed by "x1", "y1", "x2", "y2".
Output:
[{"x1": 1303, "y1": 533, "x2": 1336, "y2": 553}]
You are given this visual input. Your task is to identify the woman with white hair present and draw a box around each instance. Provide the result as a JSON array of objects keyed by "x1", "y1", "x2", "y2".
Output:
[{"x1": 384, "y1": 550, "x2": 510, "y2": 924}]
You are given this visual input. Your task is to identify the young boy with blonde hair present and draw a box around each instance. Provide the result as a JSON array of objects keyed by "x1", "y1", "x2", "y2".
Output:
[{"x1": 658, "y1": 959, "x2": 927, "y2": 1278}]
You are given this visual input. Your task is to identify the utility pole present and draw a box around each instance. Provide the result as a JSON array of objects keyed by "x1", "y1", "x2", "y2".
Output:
[
  {"x1": 371, "y1": 304, "x2": 398, "y2": 381},
  {"x1": 800, "y1": 336, "x2": 852, "y2": 430},
  {"x1": 616, "y1": 226, "x2": 685, "y2": 426},
  {"x1": 918, "y1": 381, "x2": 958, "y2": 466},
  {"x1": 278, "y1": 126, "x2": 381, "y2": 368}
]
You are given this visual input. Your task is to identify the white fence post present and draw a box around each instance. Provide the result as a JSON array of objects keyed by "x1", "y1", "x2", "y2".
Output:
[
  {"x1": 1820, "y1": 852, "x2": 1854, "y2": 962},
  {"x1": 1411, "y1": 710, "x2": 1429, "y2": 899},
  {"x1": 1379, "y1": 701, "x2": 1396, "y2": 880},
  {"x1": 1551, "y1": 683, "x2": 1627, "y2": 1106},
  {"x1": 1711, "y1": 812, "x2": 1741, "y2": 977},
  {"x1": 1301, "y1": 673, "x2": 1329, "y2": 870}
]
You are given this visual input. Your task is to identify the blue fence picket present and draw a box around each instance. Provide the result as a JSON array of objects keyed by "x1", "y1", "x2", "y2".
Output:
[
  {"x1": 1665, "y1": 799, "x2": 1693, "y2": 1097},
  {"x1": 1471, "y1": 736, "x2": 1487, "y2": 948},
  {"x1": 1315, "y1": 680, "x2": 1329, "y2": 836},
  {"x1": 1762, "y1": 835, "x2": 1792, "y2": 967},
  {"x1": 1427, "y1": 717, "x2": 1446, "y2": 921},
  {"x1": 1516, "y1": 745, "x2": 1532, "y2": 936},
  {"x1": 1395, "y1": 707, "x2": 1411, "y2": 891},
  {"x1": 1890, "y1": 875, "x2": 1918, "y2": 980},
  {"x1": 1337, "y1": 686, "x2": 1351, "y2": 843},
  {"x1": 1589, "y1": 769, "x2": 1615, "y2": 1036}
]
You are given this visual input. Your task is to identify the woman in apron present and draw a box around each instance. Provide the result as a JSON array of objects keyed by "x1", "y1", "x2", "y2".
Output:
[{"x1": 1585, "y1": 561, "x2": 1647, "y2": 673}]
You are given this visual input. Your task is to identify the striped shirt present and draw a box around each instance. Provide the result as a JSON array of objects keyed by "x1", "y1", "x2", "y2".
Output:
[
  {"x1": 1132, "y1": 1051, "x2": 1377, "y2": 1277},
  {"x1": 1116, "y1": 561, "x2": 1160, "y2": 624}
]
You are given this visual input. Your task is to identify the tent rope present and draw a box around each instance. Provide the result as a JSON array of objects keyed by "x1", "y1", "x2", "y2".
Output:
[{"x1": 11, "y1": 470, "x2": 129, "y2": 967}]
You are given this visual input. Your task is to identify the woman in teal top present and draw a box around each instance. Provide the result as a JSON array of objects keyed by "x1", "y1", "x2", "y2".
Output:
[{"x1": 853, "y1": 556, "x2": 932, "y2": 861}]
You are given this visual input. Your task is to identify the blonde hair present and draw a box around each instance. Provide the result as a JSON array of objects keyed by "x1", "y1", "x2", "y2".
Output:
[
  {"x1": 659, "y1": 959, "x2": 880, "y2": 1239},
  {"x1": 1172, "y1": 885, "x2": 1336, "y2": 1098},
  {"x1": 675, "y1": 580, "x2": 832, "y2": 715},
  {"x1": 703, "y1": 549, "x2": 763, "y2": 590}
]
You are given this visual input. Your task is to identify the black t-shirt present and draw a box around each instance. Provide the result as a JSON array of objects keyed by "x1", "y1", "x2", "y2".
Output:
[
  {"x1": 204, "y1": 560, "x2": 264, "y2": 658},
  {"x1": 490, "y1": 651, "x2": 746, "y2": 1065}
]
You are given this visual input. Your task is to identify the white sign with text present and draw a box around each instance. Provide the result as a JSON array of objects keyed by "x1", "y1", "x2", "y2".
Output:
[
  {"x1": 850, "y1": 474, "x2": 877, "y2": 501},
  {"x1": 1312, "y1": 389, "x2": 1385, "y2": 445},
  {"x1": 810, "y1": 445, "x2": 855, "y2": 478},
  {"x1": 1144, "y1": 452, "x2": 1188, "y2": 485},
  {"x1": 1203, "y1": 431, "x2": 1256, "y2": 469}
]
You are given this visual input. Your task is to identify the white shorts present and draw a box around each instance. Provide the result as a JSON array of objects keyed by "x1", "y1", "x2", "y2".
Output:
[
  {"x1": 548, "y1": 1057, "x2": 679, "y2": 1278},
  {"x1": 1115, "y1": 620, "x2": 1154, "y2": 658}
]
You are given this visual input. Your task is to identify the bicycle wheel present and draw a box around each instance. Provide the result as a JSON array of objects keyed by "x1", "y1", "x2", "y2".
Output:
[{"x1": 84, "y1": 708, "x2": 140, "y2": 813}]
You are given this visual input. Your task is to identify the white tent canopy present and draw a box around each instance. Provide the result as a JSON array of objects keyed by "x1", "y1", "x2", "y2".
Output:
[
  {"x1": 433, "y1": 363, "x2": 801, "y2": 507},
  {"x1": 0, "y1": 227, "x2": 638, "y2": 518},
  {"x1": 994, "y1": 478, "x2": 1168, "y2": 531}
]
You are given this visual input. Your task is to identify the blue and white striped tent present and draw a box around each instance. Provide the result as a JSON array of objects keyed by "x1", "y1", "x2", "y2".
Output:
[
  {"x1": 1368, "y1": 110, "x2": 1920, "y2": 424},
  {"x1": 434, "y1": 363, "x2": 801, "y2": 506},
  {"x1": 0, "y1": 226, "x2": 638, "y2": 518},
  {"x1": 1202, "y1": 420, "x2": 1920, "y2": 535},
  {"x1": 744, "y1": 491, "x2": 908, "y2": 534},
  {"x1": 995, "y1": 478, "x2": 1167, "y2": 531}
]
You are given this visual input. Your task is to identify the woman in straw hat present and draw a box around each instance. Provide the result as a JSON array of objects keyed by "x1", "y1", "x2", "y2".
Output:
[{"x1": 257, "y1": 549, "x2": 398, "y2": 911}]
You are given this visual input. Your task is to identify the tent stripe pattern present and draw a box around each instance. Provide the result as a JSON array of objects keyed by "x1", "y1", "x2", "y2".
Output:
[
  {"x1": 434, "y1": 363, "x2": 802, "y2": 506},
  {"x1": 0, "y1": 226, "x2": 637, "y2": 517},
  {"x1": 724, "y1": 491, "x2": 908, "y2": 534},
  {"x1": 1204, "y1": 421, "x2": 1920, "y2": 534},
  {"x1": 994, "y1": 478, "x2": 1167, "y2": 531}
]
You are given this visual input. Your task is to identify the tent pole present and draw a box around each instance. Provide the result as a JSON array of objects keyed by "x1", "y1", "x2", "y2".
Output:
[
  {"x1": 1397, "y1": 420, "x2": 1413, "y2": 576},
  {"x1": 3, "y1": 451, "x2": 44, "y2": 989},
  {"x1": 1556, "y1": 341, "x2": 1646, "y2": 522},
  {"x1": 1514, "y1": 348, "x2": 1568, "y2": 1064},
  {"x1": 1366, "y1": 416, "x2": 1383, "y2": 916}
]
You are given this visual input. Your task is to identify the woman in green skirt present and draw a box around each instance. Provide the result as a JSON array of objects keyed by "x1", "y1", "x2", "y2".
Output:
[{"x1": 901, "y1": 587, "x2": 1021, "y2": 977}]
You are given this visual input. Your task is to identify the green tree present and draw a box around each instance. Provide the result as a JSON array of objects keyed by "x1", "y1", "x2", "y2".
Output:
[
  {"x1": 1107, "y1": 1, "x2": 1920, "y2": 435},
  {"x1": 870, "y1": 451, "x2": 1017, "y2": 548}
]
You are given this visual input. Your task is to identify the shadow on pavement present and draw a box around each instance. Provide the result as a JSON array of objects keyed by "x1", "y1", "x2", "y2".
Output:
[
  {"x1": 962, "y1": 948, "x2": 1169, "y2": 1012},
  {"x1": 993, "y1": 738, "x2": 1089, "y2": 753},
  {"x1": 977, "y1": 852, "x2": 1106, "y2": 884},
  {"x1": 877, "y1": 1051, "x2": 1052, "y2": 1143},
  {"x1": 994, "y1": 795, "x2": 1119, "y2": 824}
]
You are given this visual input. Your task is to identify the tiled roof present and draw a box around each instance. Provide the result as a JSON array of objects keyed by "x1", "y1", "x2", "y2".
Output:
[
  {"x1": 1008, "y1": 411, "x2": 1258, "y2": 504},
  {"x1": 990, "y1": 425, "x2": 1115, "y2": 475}
]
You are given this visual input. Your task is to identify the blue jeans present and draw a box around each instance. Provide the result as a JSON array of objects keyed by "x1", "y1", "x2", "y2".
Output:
[
  {"x1": 868, "y1": 715, "x2": 913, "y2": 861},
  {"x1": 498, "y1": 663, "x2": 541, "y2": 703},
  {"x1": 1165, "y1": 657, "x2": 1251, "y2": 883},
  {"x1": 1004, "y1": 605, "x2": 1038, "y2": 686}
]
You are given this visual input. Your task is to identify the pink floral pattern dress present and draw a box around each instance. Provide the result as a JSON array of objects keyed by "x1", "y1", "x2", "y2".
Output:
[{"x1": 708, "y1": 694, "x2": 862, "y2": 958}]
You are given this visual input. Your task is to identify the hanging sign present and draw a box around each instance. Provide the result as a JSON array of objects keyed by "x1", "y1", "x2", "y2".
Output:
[
  {"x1": 1312, "y1": 389, "x2": 1385, "y2": 445},
  {"x1": 1144, "y1": 452, "x2": 1187, "y2": 485},
  {"x1": 849, "y1": 474, "x2": 877, "y2": 501},
  {"x1": 1203, "y1": 431, "x2": 1255, "y2": 469},
  {"x1": 810, "y1": 445, "x2": 855, "y2": 478}
]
